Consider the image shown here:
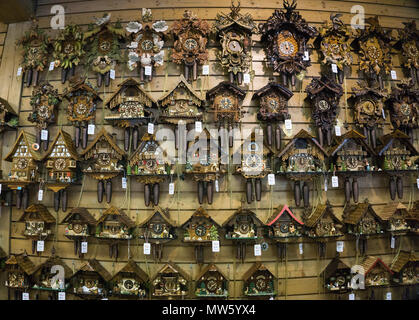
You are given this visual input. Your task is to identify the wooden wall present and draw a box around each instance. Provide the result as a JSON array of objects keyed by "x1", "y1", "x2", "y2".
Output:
[{"x1": 0, "y1": 0, "x2": 419, "y2": 300}]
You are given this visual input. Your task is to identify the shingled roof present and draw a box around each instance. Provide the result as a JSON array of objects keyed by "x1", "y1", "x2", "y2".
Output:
[
  {"x1": 61, "y1": 207, "x2": 96, "y2": 225},
  {"x1": 80, "y1": 128, "x2": 125, "y2": 159},
  {"x1": 158, "y1": 75, "x2": 204, "y2": 107},
  {"x1": 73, "y1": 259, "x2": 112, "y2": 282},
  {"x1": 104, "y1": 78, "x2": 156, "y2": 109},
  {"x1": 5, "y1": 254, "x2": 36, "y2": 275},
  {"x1": 112, "y1": 259, "x2": 149, "y2": 283},
  {"x1": 4, "y1": 130, "x2": 43, "y2": 162},
  {"x1": 342, "y1": 200, "x2": 381, "y2": 225},
  {"x1": 304, "y1": 203, "x2": 341, "y2": 228},
  {"x1": 252, "y1": 82, "x2": 293, "y2": 100},
  {"x1": 377, "y1": 129, "x2": 418, "y2": 156},
  {"x1": 33, "y1": 256, "x2": 73, "y2": 280},
  {"x1": 44, "y1": 129, "x2": 80, "y2": 161},
  {"x1": 139, "y1": 206, "x2": 176, "y2": 227},
  {"x1": 376, "y1": 202, "x2": 408, "y2": 221},
  {"x1": 277, "y1": 129, "x2": 328, "y2": 159},
  {"x1": 196, "y1": 263, "x2": 228, "y2": 281},
  {"x1": 360, "y1": 256, "x2": 393, "y2": 276},
  {"x1": 390, "y1": 251, "x2": 418, "y2": 273},
  {"x1": 19, "y1": 204, "x2": 56, "y2": 224},
  {"x1": 266, "y1": 205, "x2": 304, "y2": 226},
  {"x1": 222, "y1": 208, "x2": 264, "y2": 227},
  {"x1": 154, "y1": 262, "x2": 190, "y2": 282},
  {"x1": 181, "y1": 207, "x2": 220, "y2": 228},
  {"x1": 328, "y1": 130, "x2": 376, "y2": 157},
  {"x1": 242, "y1": 262, "x2": 274, "y2": 281},
  {"x1": 96, "y1": 206, "x2": 136, "y2": 228},
  {"x1": 321, "y1": 256, "x2": 351, "y2": 280}
]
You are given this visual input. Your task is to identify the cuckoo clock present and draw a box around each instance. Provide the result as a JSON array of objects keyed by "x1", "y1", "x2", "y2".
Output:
[
  {"x1": 181, "y1": 207, "x2": 220, "y2": 264},
  {"x1": 44, "y1": 129, "x2": 80, "y2": 212},
  {"x1": 222, "y1": 208, "x2": 264, "y2": 262},
  {"x1": 128, "y1": 133, "x2": 173, "y2": 207},
  {"x1": 258, "y1": 0, "x2": 318, "y2": 87},
  {"x1": 62, "y1": 207, "x2": 96, "y2": 257},
  {"x1": 386, "y1": 80, "x2": 418, "y2": 139},
  {"x1": 376, "y1": 202, "x2": 411, "y2": 243},
  {"x1": 213, "y1": 0, "x2": 257, "y2": 84},
  {"x1": 69, "y1": 259, "x2": 112, "y2": 299},
  {"x1": 395, "y1": 21, "x2": 419, "y2": 85},
  {"x1": 342, "y1": 200, "x2": 384, "y2": 255},
  {"x1": 359, "y1": 256, "x2": 393, "y2": 288},
  {"x1": 349, "y1": 81, "x2": 387, "y2": 149},
  {"x1": 64, "y1": 77, "x2": 102, "y2": 149},
  {"x1": 158, "y1": 75, "x2": 205, "y2": 149},
  {"x1": 266, "y1": 205, "x2": 304, "y2": 260},
  {"x1": 0, "y1": 97, "x2": 18, "y2": 133},
  {"x1": 110, "y1": 260, "x2": 149, "y2": 299},
  {"x1": 28, "y1": 82, "x2": 61, "y2": 151},
  {"x1": 126, "y1": 8, "x2": 168, "y2": 82},
  {"x1": 195, "y1": 264, "x2": 228, "y2": 298},
  {"x1": 276, "y1": 129, "x2": 328, "y2": 208},
  {"x1": 52, "y1": 24, "x2": 84, "y2": 83},
  {"x1": 304, "y1": 202, "x2": 344, "y2": 258},
  {"x1": 391, "y1": 251, "x2": 418, "y2": 286},
  {"x1": 152, "y1": 263, "x2": 189, "y2": 298},
  {"x1": 328, "y1": 130, "x2": 376, "y2": 203},
  {"x1": 305, "y1": 76, "x2": 343, "y2": 147},
  {"x1": 253, "y1": 82, "x2": 293, "y2": 150},
  {"x1": 19, "y1": 204, "x2": 55, "y2": 254},
  {"x1": 235, "y1": 131, "x2": 273, "y2": 204},
  {"x1": 17, "y1": 18, "x2": 51, "y2": 87},
  {"x1": 315, "y1": 13, "x2": 353, "y2": 84},
  {"x1": 407, "y1": 201, "x2": 419, "y2": 235},
  {"x1": 243, "y1": 263, "x2": 275, "y2": 298},
  {"x1": 4, "y1": 254, "x2": 36, "y2": 300},
  {"x1": 95, "y1": 206, "x2": 135, "y2": 259},
  {"x1": 171, "y1": 10, "x2": 210, "y2": 81},
  {"x1": 376, "y1": 130, "x2": 418, "y2": 200},
  {"x1": 321, "y1": 257, "x2": 352, "y2": 293},
  {"x1": 1, "y1": 131, "x2": 42, "y2": 209},
  {"x1": 81, "y1": 129, "x2": 125, "y2": 203},
  {"x1": 206, "y1": 81, "x2": 246, "y2": 147},
  {"x1": 351, "y1": 16, "x2": 392, "y2": 89},
  {"x1": 138, "y1": 207, "x2": 176, "y2": 261},
  {"x1": 104, "y1": 78, "x2": 158, "y2": 151},
  {"x1": 84, "y1": 14, "x2": 125, "y2": 87}
]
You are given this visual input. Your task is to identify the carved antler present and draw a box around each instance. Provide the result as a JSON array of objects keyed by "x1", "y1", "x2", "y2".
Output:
[
  {"x1": 230, "y1": 0, "x2": 241, "y2": 17},
  {"x1": 330, "y1": 13, "x2": 343, "y2": 29},
  {"x1": 283, "y1": 0, "x2": 297, "y2": 12}
]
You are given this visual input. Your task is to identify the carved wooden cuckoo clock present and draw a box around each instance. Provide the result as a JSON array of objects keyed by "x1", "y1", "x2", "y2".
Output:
[
  {"x1": 359, "y1": 256, "x2": 393, "y2": 289},
  {"x1": 213, "y1": 0, "x2": 257, "y2": 84},
  {"x1": 104, "y1": 78, "x2": 158, "y2": 152},
  {"x1": 305, "y1": 76, "x2": 343, "y2": 147},
  {"x1": 351, "y1": 16, "x2": 393, "y2": 89},
  {"x1": 276, "y1": 129, "x2": 328, "y2": 207},
  {"x1": 28, "y1": 82, "x2": 61, "y2": 151},
  {"x1": 95, "y1": 206, "x2": 135, "y2": 259},
  {"x1": 376, "y1": 130, "x2": 418, "y2": 200},
  {"x1": 171, "y1": 10, "x2": 210, "y2": 81},
  {"x1": 0, "y1": 97, "x2": 18, "y2": 134},
  {"x1": 84, "y1": 13, "x2": 125, "y2": 87},
  {"x1": 4, "y1": 254, "x2": 36, "y2": 300},
  {"x1": 259, "y1": 0, "x2": 318, "y2": 87},
  {"x1": 43, "y1": 129, "x2": 80, "y2": 212},
  {"x1": 243, "y1": 263, "x2": 275, "y2": 298},
  {"x1": 195, "y1": 264, "x2": 228, "y2": 298},
  {"x1": 315, "y1": 13, "x2": 353, "y2": 84},
  {"x1": 62, "y1": 207, "x2": 96, "y2": 257},
  {"x1": 181, "y1": 207, "x2": 220, "y2": 264},
  {"x1": 376, "y1": 202, "x2": 411, "y2": 239},
  {"x1": 64, "y1": 77, "x2": 102, "y2": 149},
  {"x1": 52, "y1": 24, "x2": 84, "y2": 83},
  {"x1": 253, "y1": 81, "x2": 293, "y2": 150},
  {"x1": 81, "y1": 129, "x2": 125, "y2": 203},
  {"x1": 110, "y1": 260, "x2": 149, "y2": 299},
  {"x1": 391, "y1": 250, "x2": 418, "y2": 286},
  {"x1": 395, "y1": 21, "x2": 419, "y2": 85},
  {"x1": 126, "y1": 8, "x2": 168, "y2": 82},
  {"x1": 138, "y1": 207, "x2": 176, "y2": 261},
  {"x1": 152, "y1": 263, "x2": 188, "y2": 298},
  {"x1": 17, "y1": 18, "x2": 51, "y2": 87},
  {"x1": 328, "y1": 130, "x2": 376, "y2": 204},
  {"x1": 321, "y1": 257, "x2": 352, "y2": 293}
]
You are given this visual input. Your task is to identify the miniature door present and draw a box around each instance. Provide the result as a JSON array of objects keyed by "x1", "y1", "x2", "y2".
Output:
[
  {"x1": 171, "y1": 10, "x2": 210, "y2": 81},
  {"x1": 104, "y1": 78, "x2": 158, "y2": 151},
  {"x1": 253, "y1": 82, "x2": 293, "y2": 150},
  {"x1": 81, "y1": 129, "x2": 125, "y2": 203},
  {"x1": 305, "y1": 76, "x2": 343, "y2": 146},
  {"x1": 276, "y1": 129, "x2": 328, "y2": 207},
  {"x1": 243, "y1": 263, "x2": 275, "y2": 298},
  {"x1": 316, "y1": 13, "x2": 353, "y2": 84},
  {"x1": 391, "y1": 251, "x2": 418, "y2": 285},
  {"x1": 377, "y1": 130, "x2": 418, "y2": 200},
  {"x1": 236, "y1": 131, "x2": 273, "y2": 204},
  {"x1": 258, "y1": 0, "x2": 318, "y2": 87},
  {"x1": 126, "y1": 8, "x2": 168, "y2": 82},
  {"x1": 128, "y1": 133, "x2": 173, "y2": 206},
  {"x1": 28, "y1": 83, "x2": 61, "y2": 151},
  {"x1": 396, "y1": 21, "x2": 419, "y2": 85},
  {"x1": 360, "y1": 256, "x2": 393, "y2": 288},
  {"x1": 213, "y1": 0, "x2": 257, "y2": 84},
  {"x1": 52, "y1": 24, "x2": 84, "y2": 83},
  {"x1": 195, "y1": 264, "x2": 228, "y2": 298},
  {"x1": 64, "y1": 77, "x2": 102, "y2": 149},
  {"x1": 84, "y1": 13, "x2": 125, "y2": 87},
  {"x1": 152, "y1": 263, "x2": 188, "y2": 298},
  {"x1": 44, "y1": 129, "x2": 80, "y2": 212},
  {"x1": 0, "y1": 97, "x2": 18, "y2": 133},
  {"x1": 110, "y1": 260, "x2": 148, "y2": 298},
  {"x1": 329, "y1": 130, "x2": 376, "y2": 203},
  {"x1": 4, "y1": 255, "x2": 36, "y2": 300},
  {"x1": 322, "y1": 257, "x2": 352, "y2": 293}
]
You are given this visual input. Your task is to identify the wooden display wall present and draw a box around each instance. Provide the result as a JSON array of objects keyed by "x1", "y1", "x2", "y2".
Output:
[{"x1": 0, "y1": 0, "x2": 418, "y2": 300}]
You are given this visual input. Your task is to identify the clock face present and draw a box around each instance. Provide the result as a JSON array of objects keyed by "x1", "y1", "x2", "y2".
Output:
[
  {"x1": 146, "y1": 160, "x2": 157, "y2": 171},
  {"x1": 206, "y1": 278, "x2": 218, "y2": 292},
  {"x1": 54, "y1": 158, "x2": 66, "y2": 170},
  {"x1": 360, "y1": 100, "x2": 375, "y2": 115},
  {"x1": 336, "y1": 275, "x2": 346, "y2": 286},
  {"x1": 38, "y1": 104, "x2": 51, "y2": 119},
  {"x1": 219, "y1": 97, "x2": 233, "y2": 109},
  {"x1": 346, "y1": 156, "x2": 359, "y2": 170},
  {"x1": 194, "y1": 225, "x2": 207, "y2": 237},
  {"x1": 228, "y1": 40, "x2": 242, "y2": 53},
  {"x1": 123, "y1": 279, "x2": 134, "y2": 290},
  {"x1": 268, "y1": 99, "x2": 279, "y2": 112},
  {"x1": 152, "y1": 223, "x2": 163, "y2": 235},
  {"x1": 279, "y1": 223, "x2": 289, "y2": 233},
  {"x1": 64, "y1": 43, "x2": 74, "y2": 54},
  {"x1": 277, "y1": 31, "x2": 298, "y2": 57},
  {"x1": 367, "y1": 45, "x2": 381, "y2": 60},
  {"x1": 255, "y1": 278, "x2": 267, "y2": 291},
  {"x1": 98, "y1": 153, "x2": 110, "y2": 166},
  {"x1": 391, "y1": 156, "x2": 401, "y2": 168},
  {"x1": 72, "y1": 223, "x2": 83, "y2": 234},
  {"x1": 317, "y1": 100, "x2": 329, "y2": 111},
  {"x1": 17, "y1": 158, "x2": 28, "y2": 169},
  {"x1": 400, "y1": 103, "x2": 411, "y2": 116},
  {"x1": 99, "y1": 40, "x2": 111, "y2": 52},
  {"x1": 407, "y1": 43, "x2": 418, "y2": 58},
  {"x1": 184, "y1": 38, "x2": 198, "y2": 51},
  {"x1": 245, "y1": 154, "x2": 262, "y2": 169},
  {"x1": 141, "y1": 39, "x2": 153, "y2": 51},
  {"x1": 75, "y1": 102, "x2": 87, "y2": 115},
  {"x1": 239, "y1": 223, "x2": 250, "y2": 234}
]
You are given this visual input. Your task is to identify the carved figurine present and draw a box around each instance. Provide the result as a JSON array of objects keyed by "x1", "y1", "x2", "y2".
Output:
[{"x1": 395, "y1": 21, "x2": 419, "y2": 85}]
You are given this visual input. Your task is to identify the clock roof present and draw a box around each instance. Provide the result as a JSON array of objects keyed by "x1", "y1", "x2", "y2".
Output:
[
  {"x1": 171, "y1": 10, "x2": 210, "y2": 36},
  {"x1": 376, "y1": 129, "x2": 418, "y2": 156},
  {"x1": 84, "y1": 14, "x2": 125, "y2": 39},
  {"x1": 206, "y1": 81, "x2": 246, "y2": 102},
  {"x1": 360, "y1": 255, "x2": 393, "y2": 276},
  {"x1": 304, "y1": 202, "x2": 341, "y2": 228},
  {"x1": 73, "y1": 259, "x2": 112, "y2": 282},
  {"x1": 305, "y1": 76, "x2": 343, "y2": 97},
  {"x1": 252, "y1": 82, "x2": 293, "y2": 100},
  {"x1": 158, "y1": 74, "x2": 205, "y2": 107},
  {"x1": 350, "y1": 80, "x2": 388, "y2": 100},
  {"x1": 213, "y1": 1, "x2": 257, "y2": 34},
  {"x1": 328, "y1": 129, "x2": 376, "y2": 157},
  {"x1": 242, "y1": 262, "x2": 274, "y2": 281},
  {"x1": 276, "y1": 129, "x2": 328, "y2": 159},
  {"x1": 181, "y1": 206, "x2": 220, "y2": 228},
  {"x1": 154, "y1": 262, "x2": 190, "y2": 281},
  {"x1": 4, "y1": 130, "x2": 43, "y2": 162},
  {"x1": 342, "y1": 199, "x2": 382, "y2": 225},
  {"x1": 376, "y1": 202, "x2": 409, "y2": 222},
  {"x1": 18, "y1": 204, "x2": 56, "y2": 223},
  {"x1": 0, "y1": 97, "x2": 17, "y2": 116},
  {"x1": 80, "y1": 128, "x2": 125, "y2": 159},
  {"x1": 5, "y1": 254, "x2": 36, "y2": 275},
  {"x1": 96, "y1": 206, "x2": 135, "y2": 228},
  {"x1": 32, "y1": 256, "x2": 72, "y2": 280},
  {"x1": 187, "y1": 128, "x2": 229, "y2": 158},
  {"x1": 138, "y1": 206, "x2": 176, "y2": 227},
  {"x1": 236, "y1": 130, "x2": 274, "y2": 157},
  {"x1": 44, "y1": 129, "x2": 80, "y2": 161},
  {"x1": 63, "y1": 77, "x2": 102, "y2": 101},
  {"x1": 112, "y1": 259, "x2": 149, "y2": 283},
  {"x1": 266, "y1": 204, "x2": 304, "y2": 226},
  {"x1": 321, "y1": 256, "x2": 351, "y2": 280},
  {"x1": 129, "y1": 133, "x2": 167, "y2": 165},
  {"x1": 390, "y1": 250, "x2": 418, "y2": 273},
  {"x1": 61, "y1": 207, "x2": 96, "y2": 225},
  {"x1": 351, "y1": 16, "x2": 392, "y2": 45},
  {"x1": 222, "y1": 208, "x2": 264, "y2": 227},
  {"x1": 196, "y1": 263, "x2": 228, "y2": 281}
]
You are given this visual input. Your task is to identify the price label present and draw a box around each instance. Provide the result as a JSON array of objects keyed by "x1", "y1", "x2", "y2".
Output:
[
  {"x1": 212, "y1": 240, "x2": 220, "y2": 252},
  {"x1": 22, "y1": 292, "x2": 29, "y2": 300},
  {"x1": 382, "y1": 108, "x2": 386, "y2": 119},
  {"x1": 49, "y1": 61, "x2": 55, "y2": 71},
  {"x1": 215, "y1": 180, "x2": 219, "y2": 192},
  {"x1": 416, "y1": 178, "x2": 419, "y2": 189},
  {"x1": 324, "y1": 178, "x2": 328, "y2": 192},
  {"x1": 390, "y1": 70, "x2": 397, "y2": 80},
  {"x1": 88, "y1": 124, "x2": 95, "y2": 135},
  {"x1": 169, "y1": 182, "x2": 175, "y2": 195},
  {"x1": 195, "y1": 121, "x2": 202, "y2": 133},
  {"x1": 101, "y1": 298, "x2": 108, "y2": 300},
  {"x1": 349, "y1": 293, "x2": 355, "y2": 300},
  {"x1": 285, "y1": 119, "x2": 292, "y2": 130},
  {"x1": 254, "y1": 244, "x2": 262, "y2": 256},
  {"x1": 37, "y1": 240, "x2": 45, "y2": 252},
  {"x1": 110, "y1": 69, "x2": 115, "y2": 80},
  {"x1": 58, "y1": 292, "x2": 66, "y2": 300},
  {"x1": 299, "y1": 243, "x2": 303, "y2": 255},
  {"x1": 386, "y1": 292, "x2": 392, "y2": 300},
  {"x1": 268, "y1": 174, "x2": 275, "y2": 185},
  {"x1": 336, "y1": 241, "x2": 344, "y2": 252},
  {"x1": 143, "y1": 243, "x2": 151, "y2": 255},
  {"x1": 17, "y1": 67, "x2": 22, "y2": 76},
  {"x1": 303, "y1": 51, "x2": 309, "y2": 61},
  {"x1": 144, "y1": 66, "x2": 152, "y2": 76},
  {"x1": 335, "y1": 126, "x2": 341, "y2": 136},
  {"x1": 0, "y1": 184, "x2": 2, "y2": 194},
  {"x1": 38, "y1": 190, "x2": 43, "y2": 201},
  {"x1": 81, "y1": 241, "x2": 88, "y2": 254},
  {"x1": 202, "y1": 65, "x2": 210, "y2": 75},
  {"x1": 331, "y1": 64, "x2": 338, "y2": 73},
  {"x1": 41, "y1": 130, "x2": 48, "y2": 141},
  {"x1": 332, "y1": 176, "x2": 339, "y2": 188},
  {"x1": 121, "y1": 177, "x2": 127, "y2": 189},
  {"x1": 148, "y1": 123, "x2": 154, "y2": 134},
  {"x1": 130, "y1": 41, "x2": 138, "y2": 48},
  {"x1": 243, "y1": 73, "x2": 251, "y2": 84},
  {"x1": 390, "y1": 236, "x2": 395, "y2": 249}
]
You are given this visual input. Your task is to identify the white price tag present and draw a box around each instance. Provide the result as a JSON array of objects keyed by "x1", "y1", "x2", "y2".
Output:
[
  {"x1": 17, "y1": 67, "x2": 22, "y2": 76},
  {"x1": 58, "y1": 292, "x2": 66, "y2": 300},
  {"x1": 130, "y1": 41, "x2": 138, "y2": 48},
  {"x1": 390, "y1": 70, "x2": 397, "y2": 80},
  {"x1": 143, "y1": 243, "x2": 151, "y2": 255},
  {"x1": 148, "y1": 123, "x2": 154, "y2": 134},
  {"x1": 332, "y1": 176, "x2": 339, "y2": 188},
  {"x1": 49, "y1": 61, "x2": 55, "y2": 71},
  {"x1": 88, "y1": 124, "x2": 95, "y2": 135},
  {"x1": 0, "y1": 184, "x2": 2, "y2": 194},
  {"x1": 243, "y1": 73, "x2": 251, "y2": 84},
  {"x1": 390, "y1": 236, "x2": 395, "y2": 249},
  {"x1": 81, "y1": 241, "x2": 88, "y2": 253},
  {"x1": 331, "y1": 64, "x2": 338, "y2": 73},
  {"x1": 169, "y1": 182, "x2": 175, "y2": 195},
  {"x1": 37, "y1": 240, "x2": 45, "y2": 252},
  {"x1": 195, "y1": 121, "x2": 202, "y2": 133},
  {"x1": 268, "y1": 174, "x2": 275, "y2": 185},
  {"x1": 416, "y1": 178, "x2": 419, "y2": 189},
  {"x1": 335, "y1": 126, "x2": 341, "y2": 136},
  {"x1": 299, "y1": 243, "x2": 303, "y2": 255},
  {"x1": 202, "y1": 65, "x2": 209, "y2": 75},
  {"x1": 144, "y1": 66, "x2": 152, "y2": 76},
  {"x1": 38, "y1": 190, "x2": 43, "y2": 201},
  {"x1": 41, "y1": 129, "x2": 48, "y2": 141},
  {"x1": 215, "y1": 180, "x2": 219, "y2": 192},
  {"x1": 22, "y1": 292, "x2": 29, "y2": 300},
  {"x1": 349, "y1": 293, "x2": 355, "y2": 300},
  {"x1": 212, "y1": 240, "x2": 220, "y2": 252},
  {"x1": 382, "y1": 108, "x2": 386, "y2": 119},
  {"x1": 324, "y1": 178, "x2": 328, "y2": 192},
  {"x1": 284, "y1": 119, "x2": 292, "y2": 130},
  {"x1": 110, "y1": 69, "x2": 115, "y2": 80},
  {"x1": 303, "y1": 51, "x2": 309, "y2": 61},
  {"x1": 386, "y1": 292, "x2": 392, "y2": 300},
  {"x1": 336, "y1": 241, "x2": 344, "y2": 252},
  {"x1": 121, "y1": 177, "x2": 127, "y2": 189},
  {"x1": 254, "y1": 244, "x2": 262, "y2": 256}
]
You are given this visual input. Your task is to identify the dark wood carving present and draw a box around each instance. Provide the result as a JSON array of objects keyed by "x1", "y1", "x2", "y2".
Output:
[{"x1": 395, "y1": 21, "x2": 419, "y2": 85}]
